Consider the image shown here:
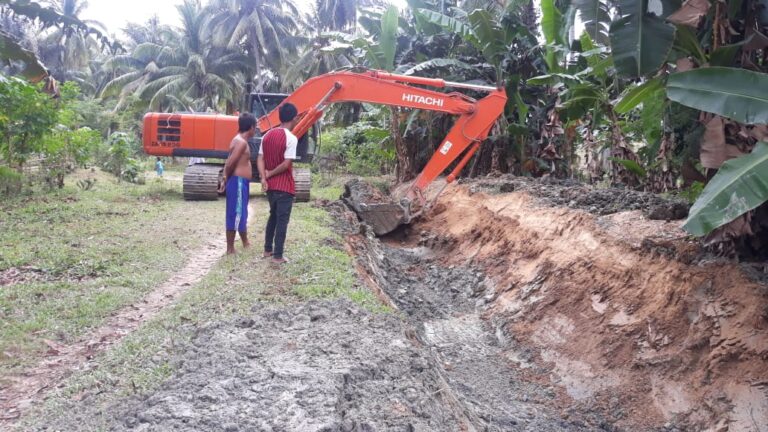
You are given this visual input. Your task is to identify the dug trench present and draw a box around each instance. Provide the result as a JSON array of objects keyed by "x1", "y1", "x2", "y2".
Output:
[{"x1": 344, "y1": 178, "x2": 768, "y2": 432}]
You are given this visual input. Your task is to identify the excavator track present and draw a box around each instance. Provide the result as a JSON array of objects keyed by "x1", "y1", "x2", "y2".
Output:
[
  {"x1": 183, "y1": 164, "x2": 311, "y2": 202},
  {"x1": 294, "y1": 168, "x2": 311, "y2": 202},
  {"x1": 183, "y1": 163, "x2": 223, "y2": 201}
]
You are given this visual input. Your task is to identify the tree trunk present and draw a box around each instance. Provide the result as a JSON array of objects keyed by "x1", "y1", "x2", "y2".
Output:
[
  {"x1": 7, "y1": 135, "x2": 14, "y2": 172},
  {"x1": 392, "y1": 107, "x2": 414, "y2": 182},
  {"x1": 491, "y1": 140, "x2": 501, "y2": 173},
  {"x1": 251, "y1": 35, "x2": 264, "y2": 92},
  {"x1": 470, "y1": 140, "x2": 493, "y2": 178}
]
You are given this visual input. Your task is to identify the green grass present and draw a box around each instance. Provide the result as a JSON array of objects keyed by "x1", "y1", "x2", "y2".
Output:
[
  {"x1": 0, "y1": 170, "x2": 223, "y2": 372},
  {"x1": 12, "y1": 171, "x2": 387, "y2": 430}
]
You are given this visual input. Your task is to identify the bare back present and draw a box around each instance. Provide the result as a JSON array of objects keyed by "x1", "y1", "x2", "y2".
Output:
[{"x1": 229, "y1": 134, "x2": 252, "y2": 179}]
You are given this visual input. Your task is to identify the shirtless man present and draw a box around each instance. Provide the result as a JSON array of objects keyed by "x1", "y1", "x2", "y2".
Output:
[{"x1": 219, "y1": 113, "x2": 257, "y2": 254}]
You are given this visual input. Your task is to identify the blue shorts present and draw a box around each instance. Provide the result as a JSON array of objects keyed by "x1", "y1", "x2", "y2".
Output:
[{"x1": 225, "y1": 176, "x2": 249, "y2": 232}]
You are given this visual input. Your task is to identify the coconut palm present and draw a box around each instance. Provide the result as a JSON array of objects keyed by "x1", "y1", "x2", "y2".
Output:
[
  {"x1": 205, "y1": 0, "x2": 303, "y2": 91},
  {"x1": 99, "y1": 15, "x2": 183, "y2": 107},
  {"x1": 315, "y1": 0, "x2": 370, "y2": 31},
  {"x1": 104, "y1": 0, "x2": 250, "y2": 113},
  {"x1": 121, "y1": 15, "x2": 177, "y2": 48},
  {"x1": 37, "y1": 0, "x2": 105, "y2": 78}
]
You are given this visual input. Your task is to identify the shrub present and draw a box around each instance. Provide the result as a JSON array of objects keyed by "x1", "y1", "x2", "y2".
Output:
[
  {"x1": 0, "y1": 77, "x2": 58, "y2": 167},
  {"x1": 316, "y1": 124, "x2": 394, "y2": 176},
  {"x1": 101, "y1": 132, "x2": 142, "y2": 183},
  {"x1": 0, "y1": 165, "x2": 22, "y2": 196}
]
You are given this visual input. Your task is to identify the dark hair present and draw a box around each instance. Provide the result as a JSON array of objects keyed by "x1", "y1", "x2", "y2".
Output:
[
  {"x1": 238, "y1": 112, "x2": 256, "y2": 133},
  {"x1": 279, "y1": 103, "x2": 298, "y2": 123}
]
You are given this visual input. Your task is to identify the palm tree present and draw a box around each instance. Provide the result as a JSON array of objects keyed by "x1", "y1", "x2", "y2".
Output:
[
  {"x1": 315, "y1": 0, "x2": 367, "y2": 31},
  {"x1": 122, "y1": 15, "x2": 177, "y2": 48},
  {"x1": 38, "y1": 0, "x2": 106, "y2": 79},
  {"x1": 103, "y1": 0, "x2": 250, "y2": 113},
  {"x1": 205, "y1": 0, "x2": 303, "y2": 91}
]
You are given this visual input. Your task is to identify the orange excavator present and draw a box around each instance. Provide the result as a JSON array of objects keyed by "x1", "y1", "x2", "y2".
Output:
[{"x1": 143, "y1": 69, "x2": 506, "y2": 234}]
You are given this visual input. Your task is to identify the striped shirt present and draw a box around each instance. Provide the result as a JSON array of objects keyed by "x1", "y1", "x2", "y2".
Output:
[{"x1": 259, "y1": 128, "x2": 298, "y2": 195}]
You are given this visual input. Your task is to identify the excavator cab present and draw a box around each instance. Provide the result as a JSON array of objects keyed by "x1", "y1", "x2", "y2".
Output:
[{"x1": 248, "y1": 93, "x2": 317, "y2": 165}]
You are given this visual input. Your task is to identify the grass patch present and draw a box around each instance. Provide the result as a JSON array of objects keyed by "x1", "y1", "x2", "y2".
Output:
[{"x1": 0, "y1": 169, "x2": 222, "y2": 372}]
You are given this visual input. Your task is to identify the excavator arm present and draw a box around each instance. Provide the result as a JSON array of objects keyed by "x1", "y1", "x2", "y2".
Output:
[{"x1": 257, "y1": 70, "x2": 507, "y2": 203}]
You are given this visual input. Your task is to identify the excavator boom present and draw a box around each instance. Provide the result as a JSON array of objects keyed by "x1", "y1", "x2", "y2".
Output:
[{"x1": 257, "y1": 69, "x2": 507, "y2": 234}]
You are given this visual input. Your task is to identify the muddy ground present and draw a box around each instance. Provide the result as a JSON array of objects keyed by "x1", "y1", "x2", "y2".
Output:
[
  {"x1": 376, "y1": 180, "x2": 768, "y2": 432},
  {"x1": 22, "y1": 176, "x2": 768, "y2": 431}
]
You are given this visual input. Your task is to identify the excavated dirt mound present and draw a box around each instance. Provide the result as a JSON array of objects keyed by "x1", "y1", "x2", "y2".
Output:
[
  {"x1": 462, "y1": 175, "x2": 690, "y2": 220},
  {"x1": 395, "y1": 184, "x2": 768, "y2": 431}
]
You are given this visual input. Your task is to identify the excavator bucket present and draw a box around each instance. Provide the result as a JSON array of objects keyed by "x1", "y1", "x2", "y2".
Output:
[{"x1": 342, "y1": 179, "x2": 410, "y2": 236}]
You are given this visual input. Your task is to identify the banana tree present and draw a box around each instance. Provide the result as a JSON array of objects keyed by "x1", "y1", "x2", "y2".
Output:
[
  {"x1": 0, "y1": 30, "x2": 47, "y2": 81},
  {"x1": 416, "y1": 5, "x2": 537, "y2": 86},
  {"x1": 414, "y1": 3, "x2": 542, "y2": 175},
  {"x1": 325, "y1": 6, "x2": 412, "y2": 180},
  {"x1": 570, "y1": 0, "x2": 768, "y2": 237}
]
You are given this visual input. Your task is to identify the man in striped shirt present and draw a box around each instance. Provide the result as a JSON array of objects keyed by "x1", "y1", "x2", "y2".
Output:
[{"x1": 257, "y1": 103, "x2": 299, "y2": 264}]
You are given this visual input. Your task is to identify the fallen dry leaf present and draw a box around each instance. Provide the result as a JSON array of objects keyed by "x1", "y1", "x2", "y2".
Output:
[
  {"x1": 700, "y1": 116, "x2": 746, "y2": 169},
  {"x1": 744, "y1": 30, "x2": 768, "y2": 51},
  {"x1": 676, "y1": 57, "x2": 695, "y2": 72},
  {"x1": 668, "y1": 0, "x2": 710, "y2": 27}
]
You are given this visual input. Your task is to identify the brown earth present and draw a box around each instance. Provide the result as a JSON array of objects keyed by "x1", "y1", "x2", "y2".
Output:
[{"x1": 402, "y1": 185, "x2": 768, "y2": 431}]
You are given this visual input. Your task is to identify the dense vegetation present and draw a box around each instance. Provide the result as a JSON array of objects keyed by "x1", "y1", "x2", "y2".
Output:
[{"x1": 1, "y1": 0, "x2": 768, "y2": 242}]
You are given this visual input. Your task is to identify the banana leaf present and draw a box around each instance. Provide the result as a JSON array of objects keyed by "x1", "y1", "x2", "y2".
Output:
[
  {"x1": 379, "y1": 6, "x2": 399, "y2": 71},
  {"x1": 527, "y1": 73, "x2": 583, "y2": 85},
  {"x1": 610, "y1": 0, "x2": 676, "y2": 77},
  {"x1": 673, "y1": 25, "x2": 707, "y2": 64},
  {"x1": 683, "y1": 142, "x2": 768, "y2": 236},
  {"x1": 614, "y1": 77, "x2": 664, "y2": 114},
  {"x1": 402, "y1": 58, "x2": 475, "y2": 75},
  {"x1": 468, "y1": 9, "x2": 508, "y2": 66},
  {"x1": 572, "y1": 0, "x2": 611, "y2": 45},
  {"x1": 416, "y1": 9, "x2": 479, "y2": 47},
  {"x1": 608, "y1": 157, "x2": 647, "y2": 178},
  {"x1": 667, "y1": 67, "x2": 768, "y2": 125},
  {"x1": 540, "y1": 0, "x2": 563, "y2": 71}
]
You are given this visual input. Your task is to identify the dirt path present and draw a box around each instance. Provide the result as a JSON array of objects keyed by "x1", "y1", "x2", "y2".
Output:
[
  {"x1": 0, "y1": 201, "x2": 237, "y2": 427},
  {"x1": 84, "y1": 299, "x2": 484, "y2": 431}
]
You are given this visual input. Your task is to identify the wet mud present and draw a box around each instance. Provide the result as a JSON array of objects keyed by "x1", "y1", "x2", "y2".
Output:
[
  {"x1": 75, "y1": 300, "x2": 479, "y2": 432},
  {"x1": 354, "y1": 236, "x2": 605, "y2": 431}
]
